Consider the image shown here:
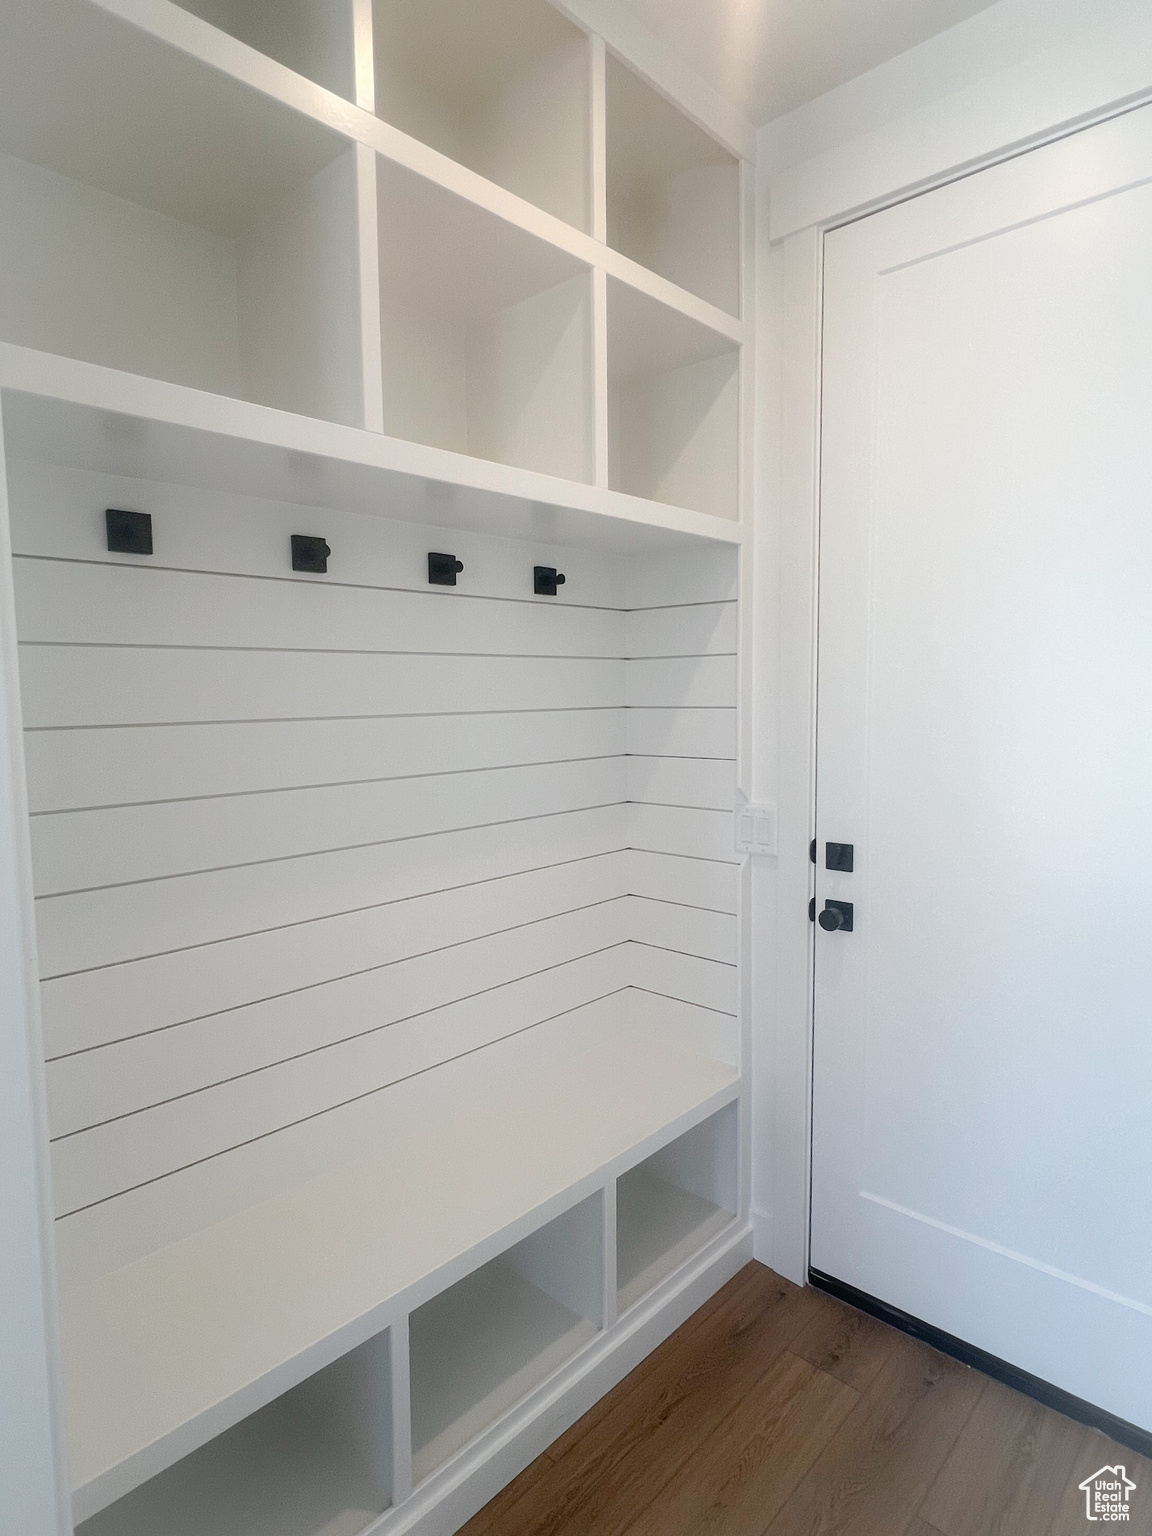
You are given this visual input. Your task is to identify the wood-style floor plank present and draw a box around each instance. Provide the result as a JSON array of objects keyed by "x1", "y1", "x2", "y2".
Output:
[
  {"x1": 459, "y1": 1263, "x2": 1148, "y2": 1536},
  {"x1": 1045, "y1": 1426, "x2": 1152, "y2": 1536},
  {"x1": 759, "y1": 1334, "x2": 986, "y2": 1536},
  {"x1": 461, "y1": 1268, "x2": 773, "y2": 1536},
  {"x1": 460, "y1": 1265, "x2": 810, "y2": 1536},
  {"x1": 619, "y1": 1350, "x2": 858, "y2": 1536},
  {"x1": 789, "y1": 1289, "x2": 899, "y2": 1394},
  {"x1": 543, "y1": 1262, "x2": 772, "y2": 1465},
  {"x1": 920, "y1": 1377, "x2": 1087, "y2": 1535}
]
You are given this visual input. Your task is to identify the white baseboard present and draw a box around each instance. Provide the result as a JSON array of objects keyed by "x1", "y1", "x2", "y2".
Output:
[{"x1": 750, "y1": 1205, "x2": 773, "y2": 1265}]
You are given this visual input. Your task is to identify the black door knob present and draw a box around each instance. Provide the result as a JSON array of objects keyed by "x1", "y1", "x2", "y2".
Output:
[{"x1": 818, "y1": 900, "x2": 854, "y2": 932}]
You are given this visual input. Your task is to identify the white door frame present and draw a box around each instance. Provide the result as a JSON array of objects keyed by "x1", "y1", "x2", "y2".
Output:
[{"x1": 750, "y1": 2, "x2": 1152, "y2": 1285}]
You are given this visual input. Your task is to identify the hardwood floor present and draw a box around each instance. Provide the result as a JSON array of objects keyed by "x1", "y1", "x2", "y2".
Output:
[{"x1": 458, "y1": 1262, "x2": 1151, "y2": 1536}]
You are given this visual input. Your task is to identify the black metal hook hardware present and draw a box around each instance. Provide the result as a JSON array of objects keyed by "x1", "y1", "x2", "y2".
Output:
[
  {"x1": 106, "y1": 508, "x2": 153, "y2": 555},
  {"x1": 429, "y1": 552, "x2": 465, "y2": 586},
  {"x1": 291, "y1": 535, "x2": 330, "y2": 573},
  {"x1": 534, "y1": 566, "x2": 566, "y2": 596}
]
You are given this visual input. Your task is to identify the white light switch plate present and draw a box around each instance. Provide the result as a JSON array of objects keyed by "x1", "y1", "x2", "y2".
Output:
[{"x1": 734, "y1": 802, "x2": 778, "y2": 857}]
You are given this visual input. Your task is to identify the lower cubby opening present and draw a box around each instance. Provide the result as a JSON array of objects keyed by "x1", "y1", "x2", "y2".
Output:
[
  {"x1": 616, "y1": 1102, "x2": 737, "y2": 1314},
  {"x1": 409, "y1": 1193, "x2": 603, "y2": 1484},
  {"x1": 76, "y1": 1332, "x2": 394, "y2": 1536}
]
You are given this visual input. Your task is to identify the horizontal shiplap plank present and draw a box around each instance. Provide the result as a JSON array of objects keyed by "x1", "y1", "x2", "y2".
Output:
[
  {"x1": 47, "y1": 904, "x2": 629, "y2": 1138},
  {"x1": 627, "y1": 943, "x2": 737, "y2": 1015},
  {"x1": 626, "y1": 547, "x2": 738, "y2": 608},
  {"x1": 625, "y1": 707, "x2": 735, "y2": 760},
  {"x1": 54, "y1": 989, "x2": 634, "y2": 1287},
  {"x1": 625, "y1": 655, "x2": 735, "y2": 708},
  {"x1": 26, "y1": 710, "x2": 626, "y2": 812},
  {"x1": 624, "y1": 896, "x2": 737, "y2": 965},
  {"x1": 625, "y1": 602, "x2": 736, "y2": 658},
  {"x1": 627, "y1": 756, "x2": 736, "y2": 812},
  {"x1": 14, "y1": 560, "x2": 625, "y2": 657},
  {"x1": 624, "y1": 988, "x2": 738, "y2": 1067},
  {"x1": 31, "y1": 758, "x2": 627, "y2": 894},
  {"x1": 629, "y1": 803, "x2": 736, "y2": 864},
  {"x1": 20, "y1": 648, "x2": 625, "y2": 727},
  {"x1": 50, "y1": 947, "x2": 630, "y2": 1216},
  {"x1": 42, "y1": 856, "x2": 628, "y2": 1058},
  {"x1": 626, "y1": 850, "x2": 739, "y2": 913},
  {"x1": 7, "y1": 460, "x2": 626, "y2": 608},
  {"x1": 35, "y1": 807, "x2": 628, "y2": 976}
]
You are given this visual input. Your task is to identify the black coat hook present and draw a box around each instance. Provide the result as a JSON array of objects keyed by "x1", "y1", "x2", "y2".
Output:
[
  {"x1": 106, "y1": 508, "x2": 153, "y2": 555},
  {"x1": 429, "y1": 552, "x2": 465, "y2": 586},
  {"x1": 291, "y1": 535, "x2": 330, "y2": 573},
  {"x1": 534, "y1": 566, "x2": 566, "y2": 596}
]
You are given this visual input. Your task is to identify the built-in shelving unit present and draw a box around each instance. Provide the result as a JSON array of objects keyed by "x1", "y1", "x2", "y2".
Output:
[
  {"x1": 371, "y1": 0, "x2": 591, "y2": 230},
  {"x1": 172, "y1": 0, "x2": 358, "y2": 100},
  {"x1": 0, "y1": 1, "x2": 754, "y2": 1532},
  {"x1": 374, "y1": 157, "x2": 593, "y2": 478},
  {"x1": 618, "y1": 1104, "x2": 739, "y2": 1314},
  {"x1": 605, "y1": 52, "x2": 741, "y2": 316},
  {"x1": 56, "y1": 1035, "x2": 738, "y2": 1522},
  {"x1": 76, "y1": 1334, "x2": 394, "y2": 1536},
  {"x1": 410, "y1": 1196, "x2": 603, "y2": 1484},
  {"x1": 0, "y1": 0, "x2": 365, "y2": 425},
  {"x1": 0, "y1": 0, "x2": 747, "y2": 535},
  {"x1": 607, "y1": 277, "x2": 740, "y2": 519}
]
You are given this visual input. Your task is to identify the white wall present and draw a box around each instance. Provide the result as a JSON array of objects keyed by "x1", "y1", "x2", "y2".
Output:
[
  {"x1": 7, "y1": 459, "x2": 739, "y2": 1290},
  {"x1": 751, "y1": 0, "x2": 1152, "y2": 1280},
  {"x1": 0, "y1": 421, "x2": 70, "y2": 1536}
]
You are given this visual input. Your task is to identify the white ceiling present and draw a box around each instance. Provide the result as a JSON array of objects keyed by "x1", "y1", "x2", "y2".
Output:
[{"x1": 610, "y1": 0, "x2": 1000, "y2": 125}]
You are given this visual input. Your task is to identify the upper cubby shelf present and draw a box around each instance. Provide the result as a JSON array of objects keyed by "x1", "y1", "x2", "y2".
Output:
[
  {"x1": 0, "y1": 0, "x2": 366, "y2": 426},
  {"x1": 607, "y1": 278, "x2": 740, "y2": 521},
  {"x1": 374, "y1": 158, "x2": 593, "y2": 483},
  {"x1": 172, "y1": 0, "x2": 358, "y2": 100},
  {"x1": 371, "y1": 0, "x2": 591, "y2": 233},
  {"x1": 606, "y1": 53, "x2": 741, "y2": 318},
  {"x1": 0, "y1": 344, "x2": 743, "y2": 552},
  {"x1": 0, "y1": 0, "x2": 747, "y2": 536}
]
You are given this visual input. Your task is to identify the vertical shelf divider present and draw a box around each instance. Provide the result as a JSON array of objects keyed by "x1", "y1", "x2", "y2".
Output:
[
  {"x1": 590, "y1": 35, "x2": 610, "y2": 491},
  {"x1": 590, "y1": 35, "x2": 607, "y2": 244},
  {"x1": 351, "y1": 0, "x2": 376, "y2": 112},
  {"x1": 592, "y1": 268, "x2": 610, "y2": 490},
  {"x1": 355, "y1": 141, "x2": 386, "y2": 433},
  {"x1": 391, "y1": 1320, "x2": 413, "y2": 1507},
  {"x1": 601, "y1": 1178, "x2": 619, "y2": 1332}
]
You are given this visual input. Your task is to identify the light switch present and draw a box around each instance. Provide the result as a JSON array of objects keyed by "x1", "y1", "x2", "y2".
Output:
[{"x1": 734, "y1": 803, "x2": 778, "y2": 857}]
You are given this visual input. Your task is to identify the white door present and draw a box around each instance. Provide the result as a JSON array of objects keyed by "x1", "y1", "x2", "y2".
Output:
[{"x1": 812, "y1": 103, "x2": 1152, "y2": 1432}]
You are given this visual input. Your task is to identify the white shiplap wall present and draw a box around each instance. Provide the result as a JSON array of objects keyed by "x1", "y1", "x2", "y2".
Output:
[{"x1": 8, "y1": 459, "x2": 737, "y2": 1288}]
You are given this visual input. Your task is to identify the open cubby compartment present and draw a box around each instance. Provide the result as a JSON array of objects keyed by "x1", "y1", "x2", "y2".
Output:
[
  {"x1": 605, "y1": 53, "x2": 740, "y2": 315},
  {"x1": 170, "y1": 0, "x2": 357, "y2": 99},
  {"x1": 371, "y1": 0, "x2": 591, "y2": 230},
  {"x1": 0, "y1": 0, "x2": 366, "y2": 425},
  {"x1": 409, "y1": 1191, "x2": 604, "y2": 1484},
  {"x1": 607, "y1": 278, "x2": 740, "y2": 520},
  {"x1": 617, "y1": 1102, "x2": 738, "y2": 1314},
  {"x1": 76, "y1": 1331, "x2": 396, "y2": 1536},
  {"x1": 376, "y1": 156, "x2": 594, "y2": 478}
]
